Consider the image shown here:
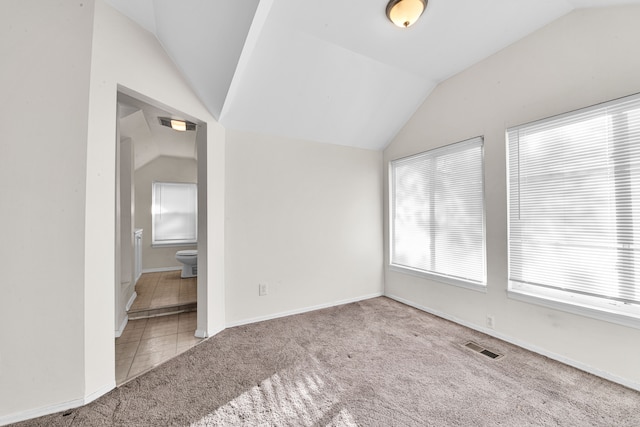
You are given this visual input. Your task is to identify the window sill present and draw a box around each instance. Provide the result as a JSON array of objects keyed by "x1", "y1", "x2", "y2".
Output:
[
  {"x1": 508, "y1": 282, "x2": 640, "y2": 330},
  {"x1": 389, "y1": 264, "x2": 486, "y2": 293},
  {"x1": 151, "y1": 242, "x2": 197, "y2": 248}
]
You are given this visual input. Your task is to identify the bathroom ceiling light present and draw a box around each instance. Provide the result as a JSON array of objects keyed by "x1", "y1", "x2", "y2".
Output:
[
  {"x1": 159, "y1": 117, "x2": 196, "y2": 131},
  {"x1": 386, "y1": 0, "x2": 427, "y2": 28},
  {"x1": 171, "y1": 119, "x2": 187, "y2": 131}
]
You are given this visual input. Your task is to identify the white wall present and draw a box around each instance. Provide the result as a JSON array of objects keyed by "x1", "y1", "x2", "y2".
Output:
[
  {"x1": 225, "y1": 130, "x2": 383, "y2": 325},
  {"x1": 0, "y1": 0, "x2": 226, "y2": 423},
  {"x1": 384, "y1": 5, "x2": 640, "y2": 389},
  {"x1": 134, "y1": 156, "x2": 198, "y2": 270},
  {"x1": 84, "y1": 0, "x2": 226, "y2": 399},
  {"x1": 0, "y1": 0, "x2": 94, "y2": 420}
]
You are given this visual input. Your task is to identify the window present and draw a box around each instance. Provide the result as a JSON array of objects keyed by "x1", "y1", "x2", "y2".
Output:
[
  {"x1": 507, "y1": 93, "x2": 640, "y2": 326},
  {"x1": 152, "y1": 182, "x2": 197, "y2": 246},
  {"x1": 390, "y1": 137, "x2": 486, "y2": 289}
]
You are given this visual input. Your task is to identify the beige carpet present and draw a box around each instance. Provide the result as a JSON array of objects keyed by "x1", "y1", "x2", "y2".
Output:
[{"x1": 16, "y1": 297, "x2": 640, "y2": 426}]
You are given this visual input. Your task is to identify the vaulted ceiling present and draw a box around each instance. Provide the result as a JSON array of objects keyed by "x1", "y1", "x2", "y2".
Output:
[{"x1": 106, "y1": 0, "x2": 640, "y2": 150}]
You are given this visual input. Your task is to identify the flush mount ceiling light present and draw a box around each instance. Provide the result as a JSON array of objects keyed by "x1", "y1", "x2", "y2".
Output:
[
  {"x1": 159, "y1": 117, "x2": 196, "y2": 131},
  {"x1": 386, "y1": 0, "x2": 427, "y2": 28}
]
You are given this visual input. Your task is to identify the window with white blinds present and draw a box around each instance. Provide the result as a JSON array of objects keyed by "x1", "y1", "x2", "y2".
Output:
[
  {"x1": 152, "y1": 182, "x2": 198, "y2": 246},
  {"x1": 507, "y1": 93, "x2": 640, "y2": 323},
  {"x1": 390, "y1": 137, "x2": 486, "y2": 288}
]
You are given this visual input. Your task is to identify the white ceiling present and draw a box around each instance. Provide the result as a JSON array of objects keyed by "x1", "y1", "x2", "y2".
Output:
[
  {"x1": 118, "y1": 92, "x2": 197, "y2": 169},
  {"x1": 106, "y1": 0, "x2": 640, "y2": 151}
]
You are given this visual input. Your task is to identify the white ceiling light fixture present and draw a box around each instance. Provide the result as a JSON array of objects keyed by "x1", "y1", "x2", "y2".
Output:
[
  {"x1": 386, "y1": 0, "x2": 427, "y2": 28},
  {"x1": 159, "y1": 117, "x2": 196, "y2": 131}
]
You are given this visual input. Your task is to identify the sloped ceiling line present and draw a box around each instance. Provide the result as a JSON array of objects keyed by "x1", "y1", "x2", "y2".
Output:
[{"x1": 105, "y1": 0, "x2": 640, "y2": 150}]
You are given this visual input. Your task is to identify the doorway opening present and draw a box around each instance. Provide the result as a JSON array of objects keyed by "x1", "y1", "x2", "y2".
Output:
[{"x1": 114, "y1": 88, "x2": 208, "y2": 384}]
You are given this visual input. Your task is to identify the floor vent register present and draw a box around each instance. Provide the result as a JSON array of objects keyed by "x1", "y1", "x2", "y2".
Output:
[{"x1": 463, "y1": 341, "x2": 503, "y2": 360}]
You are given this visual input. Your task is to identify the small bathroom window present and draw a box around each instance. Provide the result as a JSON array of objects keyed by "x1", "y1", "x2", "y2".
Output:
[{"x1": 152, "y1": 181, "x2": 197, "y2": 246}]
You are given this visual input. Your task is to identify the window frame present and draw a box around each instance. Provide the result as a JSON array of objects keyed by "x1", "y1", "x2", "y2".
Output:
[
  {"x1": 151, "y1": 181, "x2": 198, "y2": 247},
  {"x1": 389, "y1": 136, "x2": 487, "y2": 292},
  {"x1": 506, "y1": 93, "x2": 640, "y2": 329}
]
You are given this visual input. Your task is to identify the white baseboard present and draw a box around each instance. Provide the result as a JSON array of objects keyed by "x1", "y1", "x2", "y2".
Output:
[
  {"x1": 125, "y1": 291, "x2": 137, "y2": 311},
  {"x1": 195, "y1": 323, "x2": 225, "y2": 339},
  {"x1": 84, "y1": 382, "x2": 115, "y2": 405},
  {"x1": 385, "y1": 293, "x2": 640, "y2": 393},
  {"x1": 0, "y1": 381, "x2": 115, "y2": 427},
  {"x1": 141, "y1": 266, "x2": 182, "y2": 273},
  {"x1": 114, "y1": 292, "x2": 137, "y2": 338},
  {"x1": 225, "y1": 292, "x2": 384, "y2": 328},
  {"x1": 115, "y1": 315, "x2": 128, "y2": 338}
]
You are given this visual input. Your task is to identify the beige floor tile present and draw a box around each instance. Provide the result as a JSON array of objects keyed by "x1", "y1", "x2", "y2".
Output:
[
  {"x1": 117, "y1": 327, "x2": 145, "y2": 344},
  {"x1": 116, "y1": 357, "x2": 133, "y2": 383},
  {"x1": 117, "y1": 271, "x2": 200, "y2": 383},
  {"x1": 150, "y1": 298, "x2": 178, "y2": 307},
  {"x1": 157, "y1": 281, "x2": 179, "y2": 288},
  {"x1": 178, "y1": 312, "x2": 197, "y2": 332},
  {"x1": 179, "y1": 311, "x2": 197, "y2": 320},
  {"x1": 133, "y1": 290, "x2": 154, "y2": 301},
  {"x1": 129, "y1": 349, "x2": 176, "y2": 377},
  {"x1": 152, "y1": 288, "x2": 177, "y2": 296},
  {"x1": 115, "y1": 341, "x2": 139, "y2": 359},
  {"x1": 151, "y1": 296, "x2": 179, "y2": 305},
  {"x1": 130, "y1": 297, "x2": 152, "y2": 311},
  {"x1": 141, "y1": 323, "x2": 179, "y2": 340},
  {"x1": 177, "y1": 330, "x2": 202, "y2": 347},
  {"x1": 178, "y1": 295, "x2": 196, "y2": 304},
  {"x1": 126, "y1": 318, "x2": 148, "y2": 330},
  {"x1": 147, "y1": 315, "x2": 179, "y2": 326},
  {"x1": 177, "y1": 344, "x2": 197, "y2": 355},
  {"x1": 136, "y1": 334, "x2": 177, "y2": 355}
]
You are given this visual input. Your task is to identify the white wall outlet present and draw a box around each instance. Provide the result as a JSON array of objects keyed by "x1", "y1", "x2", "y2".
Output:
[
  {"x1": 259, "y1": 283, "x2": 268, "y2": 296},
  {"x1": 486, "y1": 315, "x2": 495, "y2": 329}
]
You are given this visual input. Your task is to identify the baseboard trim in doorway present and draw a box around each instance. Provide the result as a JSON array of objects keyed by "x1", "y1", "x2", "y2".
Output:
[
  {"x1": 125, "y1": 292, "x2": 137, "y2": 311},
  {"x1": 115, "y1": 315, "x2": 128, "y2": 338},
  {"x1": 225, "y1": 292, "x2": 384, "y2": 329}
]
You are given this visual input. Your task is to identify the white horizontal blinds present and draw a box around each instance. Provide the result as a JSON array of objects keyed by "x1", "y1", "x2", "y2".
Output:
[
  {"x1": 391, "y1": 137, "x2": 486, "y2": 285},
  {"x1": 153, "y1": 182, "x2": 197, "y2": 244},
  {"x1": 392, "y1": 153, "x2": 433, "y2": 272},
  {"x1": 508, "y1": 93, "x2": 640, "y2": 304}
]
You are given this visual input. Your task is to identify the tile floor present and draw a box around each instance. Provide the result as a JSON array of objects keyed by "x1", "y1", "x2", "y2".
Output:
[
  {"x1": 129, "y1": 270, "x2": 197, "y2": 313},
  {"x1": 115, "y1": 271, "x2": 202, "y2": 385}
]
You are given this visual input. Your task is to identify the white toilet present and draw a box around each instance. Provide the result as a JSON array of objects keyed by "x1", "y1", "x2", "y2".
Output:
[{"x1": 175, "y1": 250, "x2": 198, "y2": 278}]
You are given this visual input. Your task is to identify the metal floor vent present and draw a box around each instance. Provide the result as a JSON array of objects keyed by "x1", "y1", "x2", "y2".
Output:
[{"x1": 463, "y1": 341, "x2": 503, "y2": 360}]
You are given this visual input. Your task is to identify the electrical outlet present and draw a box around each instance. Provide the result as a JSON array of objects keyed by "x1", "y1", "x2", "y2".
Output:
[
  {"x1": 486, "y1": 315, "x2": 495, "y2": 329},
  {"x1": 259, "y1": 283, "x2": 268, "y2": 296}
]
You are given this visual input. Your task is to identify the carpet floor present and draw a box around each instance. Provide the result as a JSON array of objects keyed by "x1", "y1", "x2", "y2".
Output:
[{"x1": 15, "y1": 297, "x2": 640, "y2": 426}]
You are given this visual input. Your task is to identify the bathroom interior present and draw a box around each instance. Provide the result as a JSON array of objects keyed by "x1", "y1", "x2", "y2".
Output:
[{"x1": 114, "y1": 91, "x2": 203, "y2": 384}]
